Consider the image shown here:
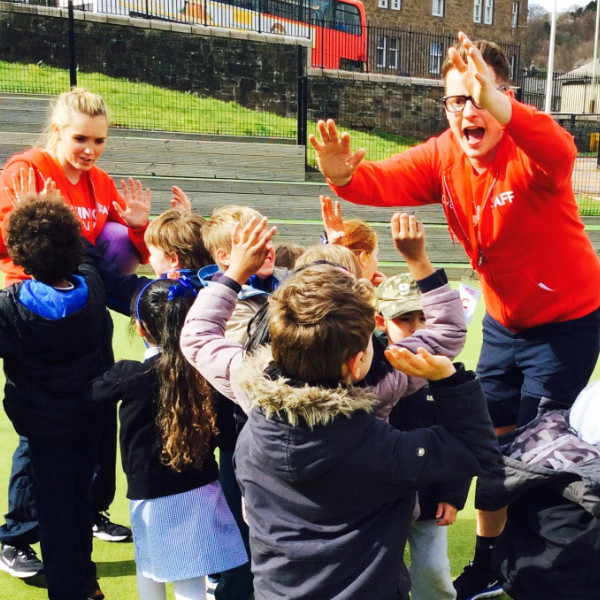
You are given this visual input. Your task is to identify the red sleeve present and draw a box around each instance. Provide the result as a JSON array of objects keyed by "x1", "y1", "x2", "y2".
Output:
[
  {"x1": 0, "y1": 159, "x2": 43, "y2": 259},
  {"x1": 107, "y1": 183, "x2": 150, "y2": 265},
  {"x1": 503, "y1": 97, "x2": 577, "y2": 190},
  {"x1": 329, "y1": 136, "x2": 443, "y2": 208}
]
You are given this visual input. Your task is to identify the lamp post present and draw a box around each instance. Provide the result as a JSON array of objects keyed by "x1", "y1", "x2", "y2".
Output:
[
  {"x1": 544, "y1": 0, "x2": 558, "y2": 113},
  {"x1": 591, "y1": 0, "x2": 600, "y2": 112}
]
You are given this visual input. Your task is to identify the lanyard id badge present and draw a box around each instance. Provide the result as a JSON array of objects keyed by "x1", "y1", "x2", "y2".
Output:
[{"x1": 458, "y1": 281, "x2": 481, "y2": 325}]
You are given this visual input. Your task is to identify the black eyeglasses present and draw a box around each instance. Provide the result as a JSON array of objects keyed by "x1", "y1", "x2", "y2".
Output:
[{"x1": 442, "y1": 86, "x2": 507, "y2": 113}]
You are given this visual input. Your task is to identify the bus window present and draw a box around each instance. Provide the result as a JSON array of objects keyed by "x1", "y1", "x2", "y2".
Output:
[
  {"x1": 264, "y1": 0, "x2": 311, "y2": 20},
  {"x1": 332, "y1": 1, "x2": 361, "y2": 34}
]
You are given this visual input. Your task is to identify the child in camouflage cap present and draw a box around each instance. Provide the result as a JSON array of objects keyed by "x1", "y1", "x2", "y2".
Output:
[
  {"x1": 375, "y1": 273, "x2": 425, "y2": 344},
  {"x1": 375, "y1": 270, "x2": 471, "y2": 600}
]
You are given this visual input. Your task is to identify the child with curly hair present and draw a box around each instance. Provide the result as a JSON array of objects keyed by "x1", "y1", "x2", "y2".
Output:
[{"x1": 0, "y1": 194, "x2": 109, "y2": 600}]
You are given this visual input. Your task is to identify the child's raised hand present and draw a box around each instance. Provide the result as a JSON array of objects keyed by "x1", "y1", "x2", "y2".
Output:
[
  {"x1": 320, "y1": 195, "x2": 346, "y2": 245},
  {"x1": 391, "y1": 212, "x2": 426, "y2": 261},
  {"x1": 391, "y1": 213, "x2": 435, "y2": 281},
  {"x1": 225, "y1": 217, "x2": 277, "y2": 285},
  {"x1": 384, "y1": 346, "x2": 456, "y2": 381},
  {"x1": 309, "y1": 120, "x2": 366, "y2": 187},
  {"x1": 370, "y1": 271, "x2": 387, "y2": 287},
  {"x1": 171, "y1": 186, "x2": 191, "y2": 211}
]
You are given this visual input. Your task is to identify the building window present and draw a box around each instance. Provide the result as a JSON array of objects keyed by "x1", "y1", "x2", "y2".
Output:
[
  {"x1": 432, "y1": 0, "x2": 444, "y2": 17},
  {"x1": 377, "y1": 36, "x2": 400, "y2": 69},
  {"x1": 391, "y1": 0, "x2": 401, "y2": 10},
  {"x1": 430, "y1": 42, "x2": 443, "y2": 74},
  {"x1": 377, "y1": 36, "x2": 388, "y2": 67},
  {"x1": 509, "y1": 54, "x2": 517, "y2": 81},
  {"x1": 389, "y1": 37, "x2": 399, "y2": 68},
  {"x1": 512, "y1": 2, "x2": 519, "y2": 28},
  {"x1": 473, "y1": 0, "x2": 482, "y2": 23},
  {"x1": 484, "y1": 0, "x2": 493, "y2": 24},
  {"x1": 378, "y1": 0, "x2": 388, "y2": 8}
]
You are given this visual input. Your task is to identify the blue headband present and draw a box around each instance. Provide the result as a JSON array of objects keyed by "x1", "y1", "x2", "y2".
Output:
[{"x1": 135, "y1": 275, "x2": 198, "y2": 325}]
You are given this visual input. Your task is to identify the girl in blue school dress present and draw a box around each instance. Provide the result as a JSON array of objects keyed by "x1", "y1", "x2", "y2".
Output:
[{"x1": 92, "y1": 278, "x2": 248, "y2": 600}]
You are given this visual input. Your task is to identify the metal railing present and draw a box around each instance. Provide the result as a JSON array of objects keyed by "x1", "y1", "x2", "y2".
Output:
[
  {"x1": 362, "y1": 27, "x2": 521, "y2": 84},
  {"x1": 2, "y1": 0, "x2": 521, "y2": 81}
]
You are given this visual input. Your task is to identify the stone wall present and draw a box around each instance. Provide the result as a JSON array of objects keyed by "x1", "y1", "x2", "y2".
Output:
[
  {"x1": 309, "y1": 69, "x2": 446, "y2": 141},
  {"x1": 0, "y1": 3, "x2": 305, "y2": 116}
]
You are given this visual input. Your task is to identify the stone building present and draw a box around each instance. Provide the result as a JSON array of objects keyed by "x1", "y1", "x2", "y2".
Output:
[{"x1": 361, "y1": 0, "x2": 527, "y2": 79}]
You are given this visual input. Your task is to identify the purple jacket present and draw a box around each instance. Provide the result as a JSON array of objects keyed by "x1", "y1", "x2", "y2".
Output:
[{"x1": 180, "y1": 273, "x2": 466, "y2": 420}]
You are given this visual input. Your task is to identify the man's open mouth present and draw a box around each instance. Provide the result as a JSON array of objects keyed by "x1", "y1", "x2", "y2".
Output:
[{"x1": 464, "y1": 127, "x2": 485, "y2": 142}]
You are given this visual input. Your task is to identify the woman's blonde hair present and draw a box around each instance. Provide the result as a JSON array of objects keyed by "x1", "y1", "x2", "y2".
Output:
[{"x1": 42, "y1": 87, "x2": 108, "y2": 153}]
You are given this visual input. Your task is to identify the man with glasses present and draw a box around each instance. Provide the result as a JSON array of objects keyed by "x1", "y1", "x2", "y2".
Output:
[{"x1": 310, "y1": 32, "x2": 600, "y2": 600}]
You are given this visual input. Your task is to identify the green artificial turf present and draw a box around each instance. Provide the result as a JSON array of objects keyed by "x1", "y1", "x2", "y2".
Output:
[{"x1": 0, "y1": 288, "x2": 598, "y2": 599}]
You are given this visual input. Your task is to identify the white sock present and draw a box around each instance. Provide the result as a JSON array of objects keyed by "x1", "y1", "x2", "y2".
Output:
[
  {"x1": 173, "y1": 576, "x2": 207, "y2": 600},
  {"x1": 136, "y1": 569, "x2": 167, "y2": 600}
]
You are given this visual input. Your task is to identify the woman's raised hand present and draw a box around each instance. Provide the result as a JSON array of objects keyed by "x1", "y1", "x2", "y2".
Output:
[
  {"x1": 309, "y1": 120, "x2": 366, "y2": 187},
  {"x1": 116, "y1": 178, "x2": 151, "y2": 228}
]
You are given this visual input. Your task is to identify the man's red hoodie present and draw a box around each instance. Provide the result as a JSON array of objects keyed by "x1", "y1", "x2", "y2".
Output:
[{"x1": 330, "y1": 98, "x2": 600, "y2": 333}]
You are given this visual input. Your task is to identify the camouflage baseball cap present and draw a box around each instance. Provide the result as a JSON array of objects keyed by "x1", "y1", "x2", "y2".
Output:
[{"x1": 375, "y1": 273, "x2": 422, "y2": 320}]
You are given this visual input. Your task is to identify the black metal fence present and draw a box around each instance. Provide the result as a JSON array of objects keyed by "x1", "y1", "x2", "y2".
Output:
[
  {"x1": 0, "y1": 1, "x2": 302, "y2": 139},
  {"x1": 1, "y1": 0, "x2": 520, "y2": 80},
  {"x1": 363, "y1": 27, "x2": 521, "y2": 84},
  {"x1": 517, "y1": 68, "x2": 600, "y2": 115}
]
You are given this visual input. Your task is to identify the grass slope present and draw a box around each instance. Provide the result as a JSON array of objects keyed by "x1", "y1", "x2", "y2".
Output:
[{"x1": 0, "y1": 60, "x2": 419, "y2": 166}]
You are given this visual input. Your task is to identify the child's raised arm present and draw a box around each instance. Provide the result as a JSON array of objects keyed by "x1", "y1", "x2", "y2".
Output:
[
  {"x1": 171, "y1": 186, "x2": 191, "y2": 211},
  {"x1": 224, "y1": 217, "x2": 277, "y2": 285},
  {"x1": 181, "y1": 217, "x2": 276, "y2": 411},
  {"x1": 320, "y1": 195, "x2": 346, "y2": 245},
  {"x1": 391, "y1": 212, "x2": 435, "y2": 281}
]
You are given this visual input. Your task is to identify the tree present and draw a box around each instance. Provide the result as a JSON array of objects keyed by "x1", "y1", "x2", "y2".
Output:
[
  {"x1": 526, "y1": 0, "x2": 600, "y2": 71},
  {"x1": 528, "y1": 3, "x2": 548, "y2": 20}
]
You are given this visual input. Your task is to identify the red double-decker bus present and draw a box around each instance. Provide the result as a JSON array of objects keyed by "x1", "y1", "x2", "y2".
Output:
[
  {"x1": 72, "y1": 0, "x2": 367, "y2": 70},
  {"x1": 310, "y1": 0, "x2": 366, "y2": 70},
  {"x1": 181, "y1": 0, "x2": 367, "y2": 70}
]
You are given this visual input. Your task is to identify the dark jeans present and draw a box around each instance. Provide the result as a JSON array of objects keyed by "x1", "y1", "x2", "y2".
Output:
[
  {"x1": 216, "y1": 449, "x2": 254, "y2": 600},
  {"x1": 28, "y1": 436, "x2": 97, "y2": 600},
  {"x1": 477, "y1": 308, "x2": 600, "y2": 429},
  {"x1": 0, "y1": 406, "x2": 117, "y2": 548}
]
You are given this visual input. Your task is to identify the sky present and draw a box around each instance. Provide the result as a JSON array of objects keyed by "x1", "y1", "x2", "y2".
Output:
[{"x1": 532, "y1": 0, "x2": 589, "y2": 12}]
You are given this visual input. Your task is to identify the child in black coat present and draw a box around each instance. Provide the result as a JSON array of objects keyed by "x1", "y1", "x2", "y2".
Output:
[{"x1": 0, "y1": 194, "x2": 108, "y2": 600}]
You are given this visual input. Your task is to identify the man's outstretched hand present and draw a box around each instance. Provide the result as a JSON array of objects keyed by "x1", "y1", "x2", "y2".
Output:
[{"x1": 309, "y1": 120, "x2": 366, "y2": 187}]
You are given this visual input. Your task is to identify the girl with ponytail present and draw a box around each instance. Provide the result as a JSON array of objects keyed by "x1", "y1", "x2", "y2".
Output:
[{"x1": 92, "y1": 278, "x2": 247, "y2": 600}]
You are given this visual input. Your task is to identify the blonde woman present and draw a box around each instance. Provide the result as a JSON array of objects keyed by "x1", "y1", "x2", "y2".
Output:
[
  {"x1": 0, "y1": 88, "x2": 149, "y2": 587},
  {"x1": 0, "y1": 87, "x2": 150, "y2": 286}
]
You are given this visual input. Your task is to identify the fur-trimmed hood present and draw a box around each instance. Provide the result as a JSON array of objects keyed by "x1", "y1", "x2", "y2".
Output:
[
  {"x1": 233, "y1": 346, "x2": 378, "y2": 428},
  {"x1": 233, "y1": 346, "x2": 380, "y2": 483}
]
